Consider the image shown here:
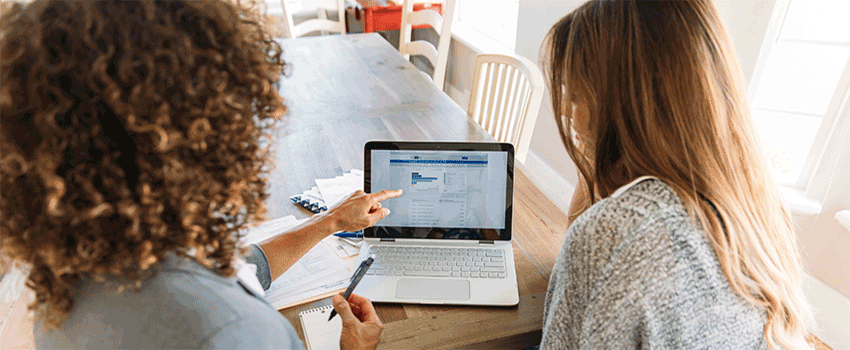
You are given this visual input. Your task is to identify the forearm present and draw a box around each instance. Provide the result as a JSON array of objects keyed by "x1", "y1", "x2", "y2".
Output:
[
  {"x1": 254, "y1": 189, "x2": 402, "y2": 282},
  {"x1": 258, "y1": 213, "x2": 339, "y2": 281}
]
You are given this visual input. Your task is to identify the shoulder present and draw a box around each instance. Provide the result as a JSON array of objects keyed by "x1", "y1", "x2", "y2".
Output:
[
  {"x1": 546, "y1": 178, "x2": 766, "y2": 348},
  {"x1": 568, "y1": 177, "x2": 721, "y2": 289},
  {"x1": 568, "y1": 178, "x2": 691, "y2": 258},
  {"x1": 594, "y1": 176, "x2": 686, "y2": 224},
  {"x1": 35, "y1": 255, "x2": 300, "y2": 349}
]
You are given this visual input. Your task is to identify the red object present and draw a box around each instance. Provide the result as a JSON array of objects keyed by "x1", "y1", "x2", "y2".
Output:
[{"x1": 350, "y1": 0, "x2": 444, "y2": 33}]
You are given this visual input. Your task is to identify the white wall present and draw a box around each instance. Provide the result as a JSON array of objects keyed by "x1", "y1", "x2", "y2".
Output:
[
  {"x1": 511, "y1": 0, "x2": 778, "y2": 189},
  {"x1": 446, "y1": 0, "x2": 779, "y2": 212},
  {"x1": 514, "y1": 0, "x2": 587, "y2": 189}
]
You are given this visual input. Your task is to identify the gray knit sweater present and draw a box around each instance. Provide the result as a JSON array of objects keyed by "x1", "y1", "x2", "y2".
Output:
[{"x1": 541, "y1": 177, "x2": 767, "y2": 349}]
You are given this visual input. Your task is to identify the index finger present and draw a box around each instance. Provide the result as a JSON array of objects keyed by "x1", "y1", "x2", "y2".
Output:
[
  {"x1": 369, "y1": 189, "x2": 403, "y2": 202},
  {"x1": 346, "y1": 293, "x2": 381, "y2": 324}
]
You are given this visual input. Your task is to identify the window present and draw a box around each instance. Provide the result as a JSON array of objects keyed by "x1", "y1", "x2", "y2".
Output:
[
  {"x1": 751, "y1": 1, "x2": 850, "y2": 345},
  {"x1": 455, "y1": 0, "x2": 519, "y2": 51},
  {"x1": 749, "y1": 0, "x2": 850, "y2": 189}
]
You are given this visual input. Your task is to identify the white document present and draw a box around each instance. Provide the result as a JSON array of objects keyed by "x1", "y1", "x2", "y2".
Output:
[
  {"x1": 324, "y1": 236, "x2": 361, "y2": 258},
  {"x1": 240, "y1": 215, "x2": 300, "y2": 245},
  {"x1": 315, "y1": 169, "x2": 364, "y2": 208},
  {"x1": 268, "y1": 274, "x2": 349, "y2": 309}
]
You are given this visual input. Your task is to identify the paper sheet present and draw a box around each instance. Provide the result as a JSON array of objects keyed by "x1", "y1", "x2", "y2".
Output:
[
  {"x1": 300, "y1": 305, "x2": 342, "y2": 350},
  {"x1": 324, "y1": 236, "x2": 361, "y2": 258},
  {"x1": 240, "y1": 216, "x2": 300, "y2": 245},
  {"x1": 315, "y1": 169, "x2": 364, "y2": 208},
  {"x1": 261, "y1": 226, "x2": 350, "y2": 308}
]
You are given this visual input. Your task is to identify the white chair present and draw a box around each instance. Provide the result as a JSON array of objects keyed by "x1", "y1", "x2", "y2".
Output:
[
  {"x1": 468, "y1": 54, "x2": 545, "y2": 164},
  {"x1": 280, "y1": 0, "x2": 346, "y2": 38},
  {"x1": 399, "y1": 0, "x2": 457, "y2": 89}
]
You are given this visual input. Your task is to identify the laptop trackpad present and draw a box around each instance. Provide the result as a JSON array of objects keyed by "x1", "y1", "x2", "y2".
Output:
[{"x1": 395, "y1": 278, "x2": 470, "y2": 300}]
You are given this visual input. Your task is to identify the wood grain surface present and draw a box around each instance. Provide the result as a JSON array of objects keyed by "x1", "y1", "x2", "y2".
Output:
[{"x1": 271, "y1": 33, "x2": 558, "y2": 349}]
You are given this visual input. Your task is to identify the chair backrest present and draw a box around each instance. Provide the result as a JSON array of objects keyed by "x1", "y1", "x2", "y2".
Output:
[
  {"x1": 399, "y1": 0, "x2": 457, "y2": 89},
  {"x1": 281, "y1": 0, "x2": 346, "y2": 39},
  {"x1": 468, "y1": 54, "x2": 545, "y2": 164}
]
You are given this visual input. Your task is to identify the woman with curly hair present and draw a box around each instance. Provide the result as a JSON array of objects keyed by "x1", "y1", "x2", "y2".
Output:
[{"x1": 0, "y1": 0, "x2": 399, "y2": 348}]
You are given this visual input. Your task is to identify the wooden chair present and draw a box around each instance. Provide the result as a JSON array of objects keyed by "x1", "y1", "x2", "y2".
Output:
[
  {"x1": 468, "y1": 53, "x2": 545, "y2": 164},
  {"x1": 280, "y1": 0, "x2": 346, "y2": 38},
  {"x1": 399, "y1": 0, "x2": 457, "y2": 89}
]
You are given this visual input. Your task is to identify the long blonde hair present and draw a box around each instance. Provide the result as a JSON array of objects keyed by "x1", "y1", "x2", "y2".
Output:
[{"x1": 544, "y1": 1, "x2": 813, "y2": 348}]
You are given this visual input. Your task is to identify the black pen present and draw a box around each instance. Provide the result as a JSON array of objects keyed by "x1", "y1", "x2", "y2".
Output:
[{"x1": 329, "y1": 254, "x2": 375, "y2": 321}]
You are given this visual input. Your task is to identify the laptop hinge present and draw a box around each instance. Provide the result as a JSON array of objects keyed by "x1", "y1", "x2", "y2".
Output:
[
  {"x1": 380, "y1": 238, "x2": 395, "y2": 242},
  {"x1": 479, "y1": 240, "x2": 495, "y2": 245}
]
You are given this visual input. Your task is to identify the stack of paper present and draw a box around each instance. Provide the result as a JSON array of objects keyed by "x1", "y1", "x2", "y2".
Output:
[
  {"x1": 314, "y1": 169, "x2": 364, "y2": 208},
  {"x1": 240, "y1": 216, "x2": 301, "y2": 245},
  {"x1": 287, "y1": 169, "x2": 365, "y2": 257},
  {"x1": 289, "y1": 187, "x2": 327, "y2": 213},
  {"x1": 240, "y1": 216, "x2": 352, "y2": 309},
  {"x1": 264, "y1": 238, "x2": 351, "y2": 309}
]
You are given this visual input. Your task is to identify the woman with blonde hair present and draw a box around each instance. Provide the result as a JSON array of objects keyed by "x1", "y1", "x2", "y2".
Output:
[{"x1": 540, "y1": 0, "x2": 813, "y2": 348}]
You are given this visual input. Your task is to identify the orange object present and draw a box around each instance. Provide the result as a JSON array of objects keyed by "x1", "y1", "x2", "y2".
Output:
[{"x1": 350, "y1": 0, "x2": 443, "y2": 33}]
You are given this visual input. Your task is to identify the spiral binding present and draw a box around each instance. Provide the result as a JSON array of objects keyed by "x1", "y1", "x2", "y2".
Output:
[{"x1": 300, "y1": 304, "x2": 334, "y2": 315}]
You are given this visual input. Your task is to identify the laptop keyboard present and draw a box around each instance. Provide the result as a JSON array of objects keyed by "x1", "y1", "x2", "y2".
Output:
[{"x1": 366, "y1": 246, "x2": 507, "y2": 279}]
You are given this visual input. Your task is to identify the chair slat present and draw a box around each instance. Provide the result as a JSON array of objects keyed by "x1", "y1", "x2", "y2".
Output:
[
  {"x1": 517, "y1": 81, "x2": 531, "y2": 145},
  {"x1": 485, "y1": 64, "x2": 506, "y2": 134},
  {"x1": 280, "y1": 0, "x2": 346, "y2": 39},
  {"x1": 408, "y1": 9, "x2": 444, "y2": 35},
  {"x1": 478, "y1": 62, "x2": 494, "y2": 129},
  {"x1": 402, "y1": 41, "x2": 439, "y2": 67},
  {"x1": 399, "y1": 0, "x2": 457, "y2": 88},
  {"x1": 507, "y1": 78, "x2": 527, "y2": 144},
  {"x1": 466, "y1": 53, "x2": 545, "y2": 164},
  {"x1": 502, "y1": 68, "x2": 522, "y2": 143},
  {"x1": 471, "y1": 62, "x2": 487, "y2": 125},
  {"x1": 495, "y1": 67, "x2": 518, "y2": 142}
]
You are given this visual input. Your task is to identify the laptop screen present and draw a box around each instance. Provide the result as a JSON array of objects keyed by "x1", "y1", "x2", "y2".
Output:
[{"x1": 365, "y1": 142, "x2": 513, "y2": 240}]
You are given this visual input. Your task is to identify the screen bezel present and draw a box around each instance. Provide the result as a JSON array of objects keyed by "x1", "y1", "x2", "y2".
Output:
[{"x1": 364, "y1": 141, "x2": 514, "y2": 241}]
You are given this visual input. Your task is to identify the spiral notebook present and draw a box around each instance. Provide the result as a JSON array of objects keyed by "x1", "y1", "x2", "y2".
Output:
[{"x1": 299, "y1": 305, "x2": 342, "y2": 350}]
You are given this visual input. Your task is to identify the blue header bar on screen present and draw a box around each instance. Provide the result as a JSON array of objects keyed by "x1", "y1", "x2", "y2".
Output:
[{"x1": 390, "y1": 159, "x2": 488, "y2": 164}]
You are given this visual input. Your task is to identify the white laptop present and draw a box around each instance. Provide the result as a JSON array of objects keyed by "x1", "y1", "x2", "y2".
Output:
[{"x1": 354, "y1": 141, "x2": 519, "y2": 306}]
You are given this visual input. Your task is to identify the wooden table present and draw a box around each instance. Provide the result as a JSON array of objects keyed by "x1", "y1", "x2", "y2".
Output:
[
  {"x1": 270, "y1": 33, "x2": 567, "y2": 349},
  {"x1": 0, "y1": 33, "x2": 570, "y2": 349},
  {"x1": 0, "y1": 32, "x2": 835, "y2": 350}
]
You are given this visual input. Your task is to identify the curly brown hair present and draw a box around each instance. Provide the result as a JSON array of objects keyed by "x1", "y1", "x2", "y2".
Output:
[{"x1": 0, "y1": 0, "x2": 287, "y2": 326}]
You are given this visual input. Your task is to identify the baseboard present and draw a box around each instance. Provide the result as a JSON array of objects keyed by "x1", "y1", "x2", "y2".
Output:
[
  {"x1": 517, "y1": 151, "x2": 574, "y2": 216},
  {"x1": 804, "y1": 273, "x2": 850, "y2": 350}
]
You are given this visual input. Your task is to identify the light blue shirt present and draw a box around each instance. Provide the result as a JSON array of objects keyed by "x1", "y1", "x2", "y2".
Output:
[{"x1": 34, "y1": 245, "x2": 304, "y2": 349}]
